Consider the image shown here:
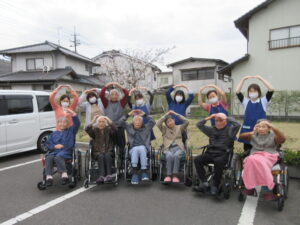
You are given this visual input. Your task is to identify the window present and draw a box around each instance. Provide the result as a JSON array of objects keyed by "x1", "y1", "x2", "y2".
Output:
[
  {"x1": 0, "y1": 96, "x2": 7, "y2": 116},
  {"x1": 37, "y1": 96, "x2": 53, "y2": 112},
  {"x1": 182, "y1": 70, "x2": 198, "y2": 81},
  {"x1": 269, "y1": 25, "x2": 300, "y2": 49},
  {"x1": 26, "y1": 58, "x2": 44, "y2": 70},
  {"x1": 43, "y1": 84, "x2": 52, "y2": 90},
  {"x1": 160, "y1": 77, "x2": 169, "y2": 85},
  {"x1": 181, "y1": 68, "x2": 215, "y2": 81},
  {"x1": 6, "y1": 95, "x2": 33, "y2": 115}
]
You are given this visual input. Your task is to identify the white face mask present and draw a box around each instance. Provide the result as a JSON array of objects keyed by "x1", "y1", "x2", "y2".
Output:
[
  {"x1": 175, "y1": 96, "x2": 183, "y2": 103},
  {"x1": 89, "y1": 97, "x2": 97, "y2": 104},
  {"x1": 208, "y1": 97, "x2": 218, "y2": 104},
  {"x1": 136, "y1": 99, "x2": 145, "y2": 106},
  {"x1": 249, "y1": 92, "x2": 259, "y2": 100},
  {"x1": 61, "y1": 102, "x2": 69, "y2": 108}
]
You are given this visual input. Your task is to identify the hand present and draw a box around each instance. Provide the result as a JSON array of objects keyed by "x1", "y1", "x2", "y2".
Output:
[
  {"x1": 254, "y1": 75, "x2": 263, "y2": 80},
  {"x1": 66, "y1": 108, "x2": 76, "y2": 116},
  {"x1": 54, "y1": 144, "x2": 64, "y2": 150},
  {"x1": 138, "y1": 86, "x2": 150, "y2": 91},
  {"x1": 92, "y1": 115, "x2": 100, "y2": 123},
  {"x1": 103, "y1": 116, "x2": 112, "y2": 124},
  {"x1": 243, "y1": 75, "x2": 255, "y2": 80},
  {"x1": 128, "y1": 110, "x2": 136, "y2": 116},
  {"x1": 252, "y1": 124, "x2": 259, "y2": 135},
  {"x1": 129, "y1": 88, "x2": 137, "y2": 96},
  {"x1": 168, "y1": 110, "x2": 177, "y2": 115},
  {"x1": 136, "y1": 109, "x2": 145, "y2": 116},
  {"x1": 215, "y1": 113, "x2": 227, "y2": 120},
  {"x1": 205, "y1": 114, "x2": 216, "y2": 121},
  {"x1": 260, "y1": 120, "x2": 274, "y2": 129}
]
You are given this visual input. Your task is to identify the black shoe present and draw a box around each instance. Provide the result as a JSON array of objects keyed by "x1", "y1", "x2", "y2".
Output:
[
  {"x1": 210, "y1": 185, "x2": 218, "y2": 196},
  {"x1": 61, "y1": 177, "x2": 70, "y2": 185},
  {"x1": 46, "y1": 178, "x2": 53, "y2": 187},
  {"x1": 193, "y1": 182, "x2": 209, "y2": 192}
]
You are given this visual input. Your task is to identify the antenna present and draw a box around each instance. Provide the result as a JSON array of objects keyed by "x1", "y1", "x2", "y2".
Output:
[
  {"x1": 70, "y1": 26, "x2": 80, "y2": 53},
  {"x1": 57, "y1": 26, "x2": 62, "y2": 45}
]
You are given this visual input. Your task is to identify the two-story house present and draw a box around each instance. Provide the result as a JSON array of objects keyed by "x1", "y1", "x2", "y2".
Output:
[
  {"x1": 167, "y1": 57, "x2": 230, "y2": 94},
  {"x1": 92, "y1": 50, "x2": 161, "y2": 90},
  {"x1": 218, "y1": 0, "x2": 300, "y2": 116},
  {"x1": 0, "y1": 41, "x2": 103, "y2": 91}
]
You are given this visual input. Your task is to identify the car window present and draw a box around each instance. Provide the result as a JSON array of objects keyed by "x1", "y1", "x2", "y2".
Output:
[
  {"x1": 6, "y1": 95, "x2": 33, "y2": 115},
  {"x1": 0, "y1": 95, "x2": 7, "y2": 116},
  {"x1": 36, "y1": 95, "x2": 53, "y2": 112}
]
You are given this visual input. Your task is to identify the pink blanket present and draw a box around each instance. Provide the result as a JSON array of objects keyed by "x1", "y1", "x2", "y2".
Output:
[{"x1": 242, "y1": 151, "x2": 279, "y2": 190}]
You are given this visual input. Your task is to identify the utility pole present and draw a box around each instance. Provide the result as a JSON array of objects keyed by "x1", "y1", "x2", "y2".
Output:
[{"x1": 70, "y1": 26, "x2": 80, "y2": 53}]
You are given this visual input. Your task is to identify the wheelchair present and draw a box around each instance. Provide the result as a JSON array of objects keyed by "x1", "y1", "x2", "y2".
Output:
[
  {"x1": 157, "y1": 142, "x2": 193, "y2": 186},
  {"x1": 124, "y1": 143, "x2": 157, "y2": 183},
  {"x1": 83, "y1": 140, "x2": 120, "y2": 188},
  {"x1": 37, "y1": 148, "x2": 81, "y2": 190},
  {"x1": 235, "y1": 149, "x2": 289, "y2": 211},
  {"x1": 192, "y1": 145, "x2": 235, "y2": 199}
]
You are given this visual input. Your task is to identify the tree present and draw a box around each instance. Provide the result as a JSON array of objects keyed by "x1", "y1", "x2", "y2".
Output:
[{"x1": 95, "y1": 47, "x2": 175, "y2": 89}]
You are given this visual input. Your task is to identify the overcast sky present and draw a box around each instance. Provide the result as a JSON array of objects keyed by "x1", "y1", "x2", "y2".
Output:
[{"x1": 0, "y1": 0, "x2": 264, "y2": 70}]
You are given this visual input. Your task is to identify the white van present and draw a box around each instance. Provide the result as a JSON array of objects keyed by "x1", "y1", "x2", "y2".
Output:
[{"x1": 0, "y1": 90, "x2": 56, "y2": 157}]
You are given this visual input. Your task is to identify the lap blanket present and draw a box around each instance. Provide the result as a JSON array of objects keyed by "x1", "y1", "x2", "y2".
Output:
[{"x1": 242, "y1": 151, "x2": 279, "y2": 190}]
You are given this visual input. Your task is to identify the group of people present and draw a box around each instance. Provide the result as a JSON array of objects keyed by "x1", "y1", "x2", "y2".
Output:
[{"x1": 43, "y1": 75, "x2": 285, "y2": 199}]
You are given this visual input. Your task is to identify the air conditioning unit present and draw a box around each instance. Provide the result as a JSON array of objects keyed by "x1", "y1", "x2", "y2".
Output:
[{"x1": 43, "y1": 66, "x2": 50, "y2": 73}]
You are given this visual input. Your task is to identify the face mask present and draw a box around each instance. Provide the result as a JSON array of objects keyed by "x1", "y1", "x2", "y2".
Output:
[
  {"x1": 136, "y1": 99, "x2": 145, "y2": 106},
  {"x1": 89, "y1": 97, "x2": 97, "y2": 104},
  {"x1": 61, "y1": 102, "x2": 69, "y2": 108},
  {"x1": 208, "y1": 97, "x2": 218, "y2": 104},
  {"x1": 249, "y1": 92, "x2": 259, "y2": 99},
  {"x1": 175, "y1": 96, "x2": 183, "y2": 103}
]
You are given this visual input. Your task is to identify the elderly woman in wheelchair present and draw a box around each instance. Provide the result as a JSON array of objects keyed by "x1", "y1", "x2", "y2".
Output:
[
  {"x1": 157, "y1": 110, "x2": 190, "y2": 184},
  {"x1": 85, "y1": 115, "x2": 117, "y2": 184},
  {"x1": 238, "y1": 119, "x2": 286, "y2": 201},
  {"x1": 193, "y1": 113, "x2": 241, "y2": 196}
]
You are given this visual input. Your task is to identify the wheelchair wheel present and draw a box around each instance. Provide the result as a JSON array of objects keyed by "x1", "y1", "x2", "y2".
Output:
[
  {"x1": 238, "y1": 192, "x2": 245, "y2": 202},
  {"x1": 76, "y1": 150, "x2": 82, "y2": 181},
  {"x1": 223, "y1": 184, "x2": 231, "y2": 200},
  {"x1": 277, "y1": 197, "x2": 284, "y2": 212},
  {"x1": 83, "y1": 179, "x2": 89, "y2": 188},
  {"x1": 184, "y1": 177, "x2": 193, "y2": 187},
  {"x1": 37, "y1": 181, "x2": 46, "y2": 191}
]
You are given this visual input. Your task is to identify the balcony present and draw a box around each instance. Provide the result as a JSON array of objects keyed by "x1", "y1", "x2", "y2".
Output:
[{"x1": 269, "y1": 36, "x2": 300, "y2": 50}]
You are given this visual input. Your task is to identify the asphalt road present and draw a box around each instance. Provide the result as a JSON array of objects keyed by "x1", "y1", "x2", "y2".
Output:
[{"x1": 0, "y1": 149, "x2": 299, "y2": 225}]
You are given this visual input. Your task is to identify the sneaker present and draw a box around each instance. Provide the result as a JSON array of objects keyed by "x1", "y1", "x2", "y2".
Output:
[
  {"x1": 46, "y1": 178, "x2": 53, "y2": 187},
  {"x1": 210, "y1": 185, "x2": 218, "y2": 196},
  {"x1": 61, "y1": 177, "x2": 70, "y2": 185},
  {"x1": 172, "y1": 176, "x2": 180, "y2": 183},
  {"x1": 242, "y1": 188, "x2": 255, "y2": 196},
  {"x1": 164, "y1": 176, "x2": 172, "y2": 183},
  {"x1": 96, "y1": 176, "x2": 105, "y2": 184},
  {"x1": 141, "y1": 173, "x2": 150, "y2": 181},
  {"x1": 104, "y1": 175, "x2": 113, "y2": 183},
  {"x1": 131, "y1": 174, "x2": 139, "y2": 185},
  {"x1": 193, "y1": 182, "x2": 209, "y2": 192}
]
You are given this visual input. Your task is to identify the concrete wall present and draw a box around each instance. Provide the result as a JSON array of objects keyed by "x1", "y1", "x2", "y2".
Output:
[{"x1": 171, "y1": 60, "x2": 232, "y2": 93}]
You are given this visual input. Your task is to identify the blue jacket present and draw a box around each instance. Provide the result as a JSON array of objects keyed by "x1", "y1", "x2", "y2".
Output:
[
  {"x1": 166, "y1": 87, "x2": 194, "y2": 125},
  {"x1": 46, "y1": 116, "x2": 80, "y2": 159}
]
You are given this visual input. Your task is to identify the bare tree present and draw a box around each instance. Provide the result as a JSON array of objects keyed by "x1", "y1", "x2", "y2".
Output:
[{"x1": 95, "y1": 47, "x2": 175, "y2": 89}]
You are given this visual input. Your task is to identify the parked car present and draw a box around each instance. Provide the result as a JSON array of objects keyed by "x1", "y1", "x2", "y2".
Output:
[{"x1": 0, "y1": 90, "x2": 56, "y2": 157}]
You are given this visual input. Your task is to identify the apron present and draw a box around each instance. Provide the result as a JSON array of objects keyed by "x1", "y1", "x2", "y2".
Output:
[
  {"x1": 209, "y1": 102, "x2": 229, "y2": 127},
  {"x1": 134, "y1": 104, "x2": 156, "y2": 140},
  {"x1": 239, "y1": 99, "x2": 266, "y2": 144}
]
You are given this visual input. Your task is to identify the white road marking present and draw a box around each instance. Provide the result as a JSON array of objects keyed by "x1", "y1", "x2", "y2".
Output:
[
  {"x1": 0, "y1": 159, "x2": 40, "y2": 172},
  {"x1": 237, "y1": 187, "x2": 261, "y2": 225},
  {"x1": 0, "y1": 185, "x2": 95, "y2": 225}
]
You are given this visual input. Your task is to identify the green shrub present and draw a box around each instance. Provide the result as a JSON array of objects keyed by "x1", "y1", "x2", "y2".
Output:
[{"x1": 284, "y1": 150, "x2": 300, "y2": 167}]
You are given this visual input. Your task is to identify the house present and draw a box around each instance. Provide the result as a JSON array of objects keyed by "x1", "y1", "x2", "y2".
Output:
[
  {"x1": 0, "y1": 59, "x2": 11, "y2": 76},
  {"x1": 218, "y1": 0, "x2": 300, "y2": 117},
  {"x1": 157, "y1": 71, "x2": 173, "y2": 88},
  {"x1": 0, "y1": 41, "x2": 104, "y2": 91},
  {"x1": 92, "y1": 50, "x2": 161, "y2": 90},
  {"x1": 167, "y1": 57, "x2": 230, "y2": 93}
]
